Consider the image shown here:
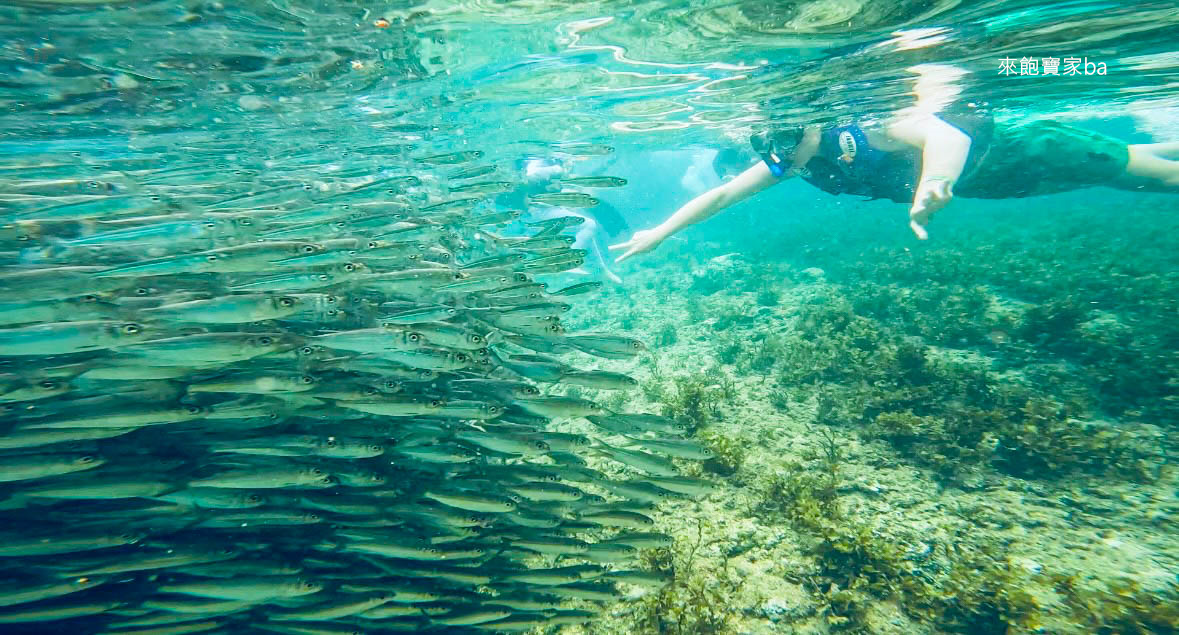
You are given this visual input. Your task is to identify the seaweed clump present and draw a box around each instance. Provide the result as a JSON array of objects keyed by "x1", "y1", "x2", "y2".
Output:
[
  {"x1": 758, "y1": 429, "x2": 931, "y2": 628},
  {"x1": 658, "y1": 373, "x2": 727, "y2": 430},
  {"x1": 631, "y1": 520, "x2": 748, "y2": 635}
]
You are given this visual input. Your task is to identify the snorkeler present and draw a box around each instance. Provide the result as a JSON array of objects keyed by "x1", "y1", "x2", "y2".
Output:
[
  {"x1": 512, "y1": 157, "x2": 629, "y2": 283},
  {"x1": 610, "y1": 67, "x2": 1179, "y2": 263}
]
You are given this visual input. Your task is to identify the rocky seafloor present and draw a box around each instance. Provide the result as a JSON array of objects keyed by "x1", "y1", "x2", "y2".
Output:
[{"x1": 540, "y1": 190, "x2": 1179, "y2": 634}]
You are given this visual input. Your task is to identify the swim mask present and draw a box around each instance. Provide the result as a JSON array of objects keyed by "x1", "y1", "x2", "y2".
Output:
[{"x1": 750, "y1": 128, "x2": 804, "y2": 177}]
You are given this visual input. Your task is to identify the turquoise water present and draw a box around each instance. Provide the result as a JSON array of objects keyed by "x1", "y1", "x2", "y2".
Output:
[{"x1": 1, "y1": 1, "x2": 1177, "y2": 633}]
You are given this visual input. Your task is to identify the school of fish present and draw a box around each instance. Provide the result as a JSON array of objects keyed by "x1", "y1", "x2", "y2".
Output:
[{"x1": 0, "y1": 3, "x2": 715, "y2": 633}]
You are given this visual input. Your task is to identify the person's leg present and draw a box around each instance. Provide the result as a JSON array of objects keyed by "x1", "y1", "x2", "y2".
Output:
[
  {"x1": 1115, "y1": 143, "x2": 1179, "y2": 191},
  {"x1": 1126, "y1": 144, "x2": 1179, "y2": 184},
  {"x1": 1132, "y1": 141, "x2": 1179, "y2": 159}
]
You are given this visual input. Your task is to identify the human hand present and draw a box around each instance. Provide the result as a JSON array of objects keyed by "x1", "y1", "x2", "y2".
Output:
[
  {"x1": 609, "y1": 228, "x2": 666, "y2": 264},
  {"x1": 908, "y1": 177, "x2": 954, "y2": 240}
]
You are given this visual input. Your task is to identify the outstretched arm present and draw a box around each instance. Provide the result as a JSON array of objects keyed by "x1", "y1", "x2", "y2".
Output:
[{"x1": 610, "y1": 161, "x2": 779, "y2": 263}]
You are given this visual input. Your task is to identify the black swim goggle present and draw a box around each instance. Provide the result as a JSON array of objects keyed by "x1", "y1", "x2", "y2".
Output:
[{"x1": 750, "y1": 129, "x2": 803, "y2": 178}]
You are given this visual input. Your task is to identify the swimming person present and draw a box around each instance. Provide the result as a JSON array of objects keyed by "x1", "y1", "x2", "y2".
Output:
[
  {"x1": 512, "y1": 157, "x2": 629, "y2": 283},
  {"x1": 610, "y1": 67, "x2": 1179, "y2": 263}
]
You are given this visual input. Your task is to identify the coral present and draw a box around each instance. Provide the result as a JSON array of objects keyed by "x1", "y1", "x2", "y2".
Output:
[{"x1": 756, "y1": 286, "x2": 780, "y2": 307}]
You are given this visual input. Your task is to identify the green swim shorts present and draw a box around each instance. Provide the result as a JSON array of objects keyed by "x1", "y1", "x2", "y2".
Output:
[{"x1": 955, "y1": 120, "x2": 1130, "y2": 198}]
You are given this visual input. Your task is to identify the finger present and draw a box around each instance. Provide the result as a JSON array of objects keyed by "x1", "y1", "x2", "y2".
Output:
[
  {"x1": 910, "y1": 219, "x2": 928, "y2": 240},
  {"x1": 614, "y1": 246, "x2": 640, "y2": 264},
  {"x1": 607, "y1": 240, "x2": 632, "y2": 252}
]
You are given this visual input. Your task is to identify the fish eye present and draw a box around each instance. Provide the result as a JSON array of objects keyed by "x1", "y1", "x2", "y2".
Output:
[
  {"x1": 452, "y1": 273, "x2": 463, "y2": 280},
  {"x1": 185, "y1": 406, "x2": 203, "y2": 415},
  {"x1": 455, "y1": 353, "x2": 469, "y2": 362},
  {"x1": 429, "y1": 399, "x2": 442, "y2": 407},
  {"x1": 302, "y1": 183, "x2": 313, "y2": 191},
  {"x1": 407, "y1": 333, "x2": 421, "y2": 342},
  {"x1": 368, "y1": 444, "x2": 382, "y2": 452},
  {"x1": 205, "y1": 254, "x2": 219, "y2": 262},
  {"x1": 301, "y1": 244, "x2": 317, "y2": 253},
  {"x1": 87, "y1": 180, "x2": 100, "y2": 189},
  {"x1": 203, "y1": 221, "x2": 216, "y2": 229},
  {"x1": 278, "y1": 297, "x2": 295, "y2": 307},
  {"x1": 247, "y1": 494, "x2": 263, "y2": 504},
  {"x1": 257, "y1": 336, "x2": 274, "y2": 346},
  {"x1": 343, "y1": 264, "x2": 355, "y2": 272},
  {"x1": 470, "y1": 335, "x2": 483, "y2": 344},
  {"x1": 308, "y1": 514, "x2": 321, "y2": 521},
  {"x1": 80, "y1": 294, "x2": 99, "y2": 302},
  {"x1": 300, "y1": 581, "x2": 317, "y2": 590},
  {"x1": 149, "y1": 195, "x2": 162, "y2": 202},
  {"x1": 631, "y1": 341, "x2": 642, "y2": 348},
  {"x1": 534, "y1": 441, "x2": 547, "y2": 450},
  {"x1": 382, "y1": 380, "x2": 397, "y2": 390},
  {"x1": 300, "y1": 376, "x2": 315, "y2": 384},
  {"x1": 38, "y1": 380, "x2": 59, "y2": 389},
  {"x1": 299, "y1": 346, "x2": 314, "y2": 355},
  {"x1": 316, "y1": 275, "x2": 329, "y2": 281},
  {"x1": 79, "y1": 455, "x2": 96, "y2": 464},
  {"x1": 121, "y1": 323, "x2": 141, "y2": 334},
  {"x1": 324, "y1": 439, "x2": 337, "y2": 447},
  {"x1": 407, "y1": 254, "x2": 420, "y2": 261},
  {"x1": 310, "y1": 468, "x2": 325, "y2": 476},
  {"x1": 367, "y1": 241, "x2": 379, "y2": 248}
]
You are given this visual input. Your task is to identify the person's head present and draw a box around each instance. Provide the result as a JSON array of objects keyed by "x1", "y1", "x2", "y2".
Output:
[
  {"x1": 711, "y1": 148, "x2": 754, "y2": 181},
  {"x1": 750, "y1": 126, "x2": 819, "y2": 177}
]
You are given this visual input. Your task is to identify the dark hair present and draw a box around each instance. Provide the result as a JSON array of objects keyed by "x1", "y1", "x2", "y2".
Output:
[{"x1": 712, "y1": 148, "x2": 751, "y2": 178}]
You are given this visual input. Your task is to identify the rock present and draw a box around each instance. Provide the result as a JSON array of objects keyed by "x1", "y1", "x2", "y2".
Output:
[{"x1": 690, "y1": 253, "x2": 752, "y2": 295}]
